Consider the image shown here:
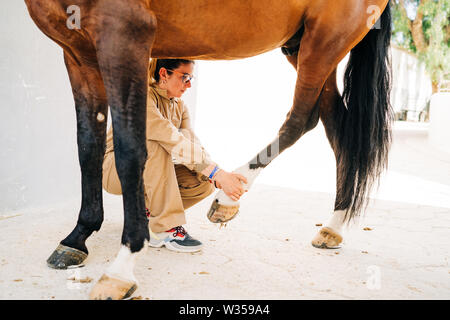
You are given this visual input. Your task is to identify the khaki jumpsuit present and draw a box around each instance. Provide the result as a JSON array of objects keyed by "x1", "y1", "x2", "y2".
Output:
[{"x1": 102, "y1": 84, "x2": 216, "y2": 233}]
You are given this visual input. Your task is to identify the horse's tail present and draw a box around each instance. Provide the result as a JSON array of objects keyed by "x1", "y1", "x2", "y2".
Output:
[{"x1": 335, "y1": 2, "x2": 393, "y2": 222}]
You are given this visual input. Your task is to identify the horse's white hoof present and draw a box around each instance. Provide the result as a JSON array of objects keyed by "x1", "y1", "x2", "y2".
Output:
[
  {"x1": 89, "y1": 274, "x2": 137, "y2": 300},
  {"x1": 311, "y1": 227, "x2": 343, "y2": 249},
  {"x1": 207, "y1": 199, "x2": 240, "y2": 223}
]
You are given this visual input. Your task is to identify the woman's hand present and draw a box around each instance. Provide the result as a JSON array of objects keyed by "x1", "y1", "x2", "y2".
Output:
[{"x1": 213, "y1": 170, "x2": 248, "y2": 201}]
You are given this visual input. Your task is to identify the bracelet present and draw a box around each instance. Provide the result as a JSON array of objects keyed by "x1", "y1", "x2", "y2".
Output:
[{"x1": 208, "y1": 165, "x2": 220, "y2": 180}]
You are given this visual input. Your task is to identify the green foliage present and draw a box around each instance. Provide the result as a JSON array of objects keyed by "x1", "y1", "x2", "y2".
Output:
[
  {"x1": 391, "y1": 0, "x2": 450, "y2": 87},
  {"x1": 392, "y1": 1, "x2": 417, "y2": 51}
]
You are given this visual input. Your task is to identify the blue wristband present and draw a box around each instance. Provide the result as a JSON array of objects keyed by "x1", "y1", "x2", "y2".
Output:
[{"x1": 208, "y1": 166, "x2": 219, "y2": 180}]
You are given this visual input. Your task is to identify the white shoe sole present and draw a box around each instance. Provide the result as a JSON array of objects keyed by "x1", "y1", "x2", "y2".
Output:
[{"x1": 148, "y1": 239, "x2": 202, "y2": 253}]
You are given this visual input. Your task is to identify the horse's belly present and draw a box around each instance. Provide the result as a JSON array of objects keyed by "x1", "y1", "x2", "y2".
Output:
[{"x1": 150, "y1": 0, "x2": 307, "y2": 60}]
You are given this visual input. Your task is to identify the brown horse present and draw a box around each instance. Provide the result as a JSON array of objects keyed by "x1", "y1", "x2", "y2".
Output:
[{"x1": 24, "y1": 0, "x2": 392, "y2": 299}]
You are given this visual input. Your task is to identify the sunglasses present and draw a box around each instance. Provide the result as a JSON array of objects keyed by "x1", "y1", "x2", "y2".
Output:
[{"x1": 166, "y1": 69, "x2": 194, "y2": 84}]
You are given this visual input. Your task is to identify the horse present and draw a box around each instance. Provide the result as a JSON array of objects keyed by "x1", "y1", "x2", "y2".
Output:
[{"x1": 24, "y1": 0, "x2": 393, "y2": 299}]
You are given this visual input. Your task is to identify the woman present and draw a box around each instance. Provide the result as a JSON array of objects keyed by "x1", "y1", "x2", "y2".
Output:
[{"x1": 102, "y1": 58, "x2": 247, "y2": 253}]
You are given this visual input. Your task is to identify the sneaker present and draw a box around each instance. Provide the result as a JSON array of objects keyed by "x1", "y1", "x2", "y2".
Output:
[{"x1": 149, "y1": 226, "x2": 203, "y2": 253}]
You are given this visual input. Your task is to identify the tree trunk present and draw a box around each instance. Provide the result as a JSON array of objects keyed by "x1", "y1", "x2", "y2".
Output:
[
  {"x1": 410, "y1": 0, "x2": 429, "y2": 54},
  {"x1": 432, "y1": 81, "x2": 439, "y2": 94}
]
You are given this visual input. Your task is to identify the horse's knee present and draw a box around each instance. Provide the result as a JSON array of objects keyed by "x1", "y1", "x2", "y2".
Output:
[
  {"x1": 75, "y1": 105, "x2": 107, "y2": 168},
  {"x1": 278, "y1": 105, "x2": 320, "y2": 149},
  {"x1": 79, "y1": 135, "x2": 105, "y2": 168},
  {"x1": 305, "y1": 106, "x2": 320, "y2": 131}
]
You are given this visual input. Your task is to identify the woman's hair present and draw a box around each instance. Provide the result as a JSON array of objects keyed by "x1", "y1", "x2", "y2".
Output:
[{"x1": 149, "y1": 58, "x2": 194, "y2": 83}]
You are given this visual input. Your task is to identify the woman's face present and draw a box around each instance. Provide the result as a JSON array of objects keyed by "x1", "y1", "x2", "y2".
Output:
[{"x1": 159, "y1": 63, "x2": 194, "y2": 98}]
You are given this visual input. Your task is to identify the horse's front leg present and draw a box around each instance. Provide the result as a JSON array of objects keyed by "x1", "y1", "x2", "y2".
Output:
[
  {"x1": 47, "y1": 53, "x2": 108, "y2": 269},
  {"x1": 88, "y1": 1, "x2": 156, "y2": 300}
]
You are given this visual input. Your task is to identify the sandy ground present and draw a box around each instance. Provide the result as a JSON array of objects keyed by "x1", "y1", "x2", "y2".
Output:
[{"x1": 0, "y1": 122, "x2": 449, "y2": 300}]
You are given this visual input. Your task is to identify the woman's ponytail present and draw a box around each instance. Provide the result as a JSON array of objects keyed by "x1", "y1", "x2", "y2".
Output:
[{"x1": 148, "y1": 58, "x2": 158, "y2": 85}]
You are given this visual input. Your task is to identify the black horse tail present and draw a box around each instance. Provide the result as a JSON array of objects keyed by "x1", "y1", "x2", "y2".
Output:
[{"x1": 335, "y1": 2, "x2": 393, "y2": 222}]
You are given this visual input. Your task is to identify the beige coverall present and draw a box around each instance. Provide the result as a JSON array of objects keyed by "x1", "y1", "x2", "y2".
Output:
[{"x1": 102, "y1": 84, "x2": 216, "y2": 233}]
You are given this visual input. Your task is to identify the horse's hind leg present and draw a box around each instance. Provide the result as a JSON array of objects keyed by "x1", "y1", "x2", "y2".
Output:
[
  {"x1": 275, "y1": 54, "x2": 346, "y2": 248},
  {"x1": 47, "y1": 53, "x2": 108, "y2": 269},
  {"x1": 312, "y1": 4, "x2": 393, "y2": 249},
  {"x1": 88, "y1": 2, "x2": 156, "y2": 300},
  {"x1": 310, "y1": 70, "x2": 347, "y2": 249}
]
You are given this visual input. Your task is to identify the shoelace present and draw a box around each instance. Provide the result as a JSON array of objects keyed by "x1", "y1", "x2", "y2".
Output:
[{"x1": 169, "y1": 226, "x2": 187, "y2": 238}]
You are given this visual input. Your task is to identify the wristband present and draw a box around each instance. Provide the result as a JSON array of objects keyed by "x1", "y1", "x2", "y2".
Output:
[{"x1": 208, "y1": 165, "x2": 220, "y2": 180}]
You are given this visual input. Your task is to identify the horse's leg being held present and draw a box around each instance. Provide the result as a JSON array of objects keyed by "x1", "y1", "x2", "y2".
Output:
[
  {"x1": 209, "y1": 38, "x2": 324, "y2": 222},
  {"x1": 88, "y1": 2, "x2": 156, "y2": 300},
  {"x1": 47, "y1": 53, "x2": 108, "y2": 269}
]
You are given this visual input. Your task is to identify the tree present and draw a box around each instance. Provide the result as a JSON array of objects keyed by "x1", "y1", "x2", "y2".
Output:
[{"x1": 391, "y1": 0, "x2": 450, "y2": 93}]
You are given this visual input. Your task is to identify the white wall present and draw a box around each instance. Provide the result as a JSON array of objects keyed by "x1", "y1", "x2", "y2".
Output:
[
  {"x1": 195, "y1": 51, "x2": 297, "y2": 171},
  {"x1": 391, "y1": 46, "x2": 432, "y2": 118},
  {"x1": 0, "y1": 1, "x2": 80, "y2": 212},
  {"x1": 429, "y1": 93, "x2": 450, "y2": 154}
]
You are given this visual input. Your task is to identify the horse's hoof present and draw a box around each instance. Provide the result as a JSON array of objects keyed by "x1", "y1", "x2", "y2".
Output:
[
  {"x1": 311, "y1": 227, "x2": 343, "y2": 249},
  {"x1": 89, "y1": 274, "x2": 137, "y2": 300},
  {"x1": 47, "y1": 244, "x2": 88, "y2": 269},
  {"x1": 207, "y1": 199, "x2": 240, "y2": 223}
]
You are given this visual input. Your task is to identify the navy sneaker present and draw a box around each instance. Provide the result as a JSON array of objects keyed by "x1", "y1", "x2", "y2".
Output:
[{"x1": 149, "y1": 226, "x2": 203, "y2": 253}]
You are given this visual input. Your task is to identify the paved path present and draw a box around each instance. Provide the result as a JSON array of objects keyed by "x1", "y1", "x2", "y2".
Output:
[{"x1": 0, "y1": 122, "x2": 449, "y2": 299}]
